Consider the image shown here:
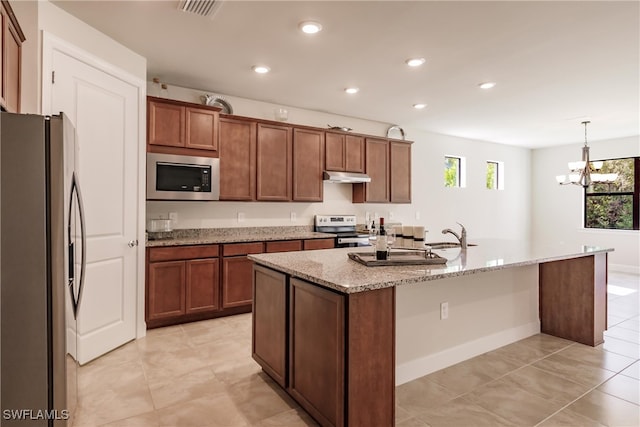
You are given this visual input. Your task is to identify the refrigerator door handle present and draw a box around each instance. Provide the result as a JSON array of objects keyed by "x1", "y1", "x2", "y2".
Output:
[
  {"x1": 74, "y1": 172, "x2": 87, "y2": 316},
  {"x1": 67, "y1": 172, "x2": 87, "y2": 318}
]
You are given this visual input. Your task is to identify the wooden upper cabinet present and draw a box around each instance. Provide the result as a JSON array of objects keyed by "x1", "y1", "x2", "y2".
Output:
[
  {"x1": 0, "y1": 0, "x2": 25, "y2": 113},
  {"x1": 148, "y1": 99, "x2": 185, "y2": 147},
  {"x1": 293, "y1": 128, "x2": 324, "y2": 202},
  {"x1": 219, "y1": 117, "x2": 256, "y2": 201},
  {"x1": 256, "y1": 123, "x2": 292, "y2": 201},
  {"x1": 325, "y1": 132, "x2": 364, "y2": 173},
  {"x1": 353, "y1": 138, "x2": 389, "y2": 203},
  {"x1": 147, "y1": 96, "x2": 219, "y2": 157},
  {"x1": 185, "y1": 107, "x2": 218, "y2": 151},
  {"x1": 390, "y1": 141, "x2": 412, "y2": 203}
]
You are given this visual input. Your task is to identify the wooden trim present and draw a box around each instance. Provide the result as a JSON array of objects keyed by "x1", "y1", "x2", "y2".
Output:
[
  {"x1": 1, "y1": 1, "x2": 24, "y2": 42},
  {"x1": 146, "y1": 304, "x2": 250, "y2": 329}
]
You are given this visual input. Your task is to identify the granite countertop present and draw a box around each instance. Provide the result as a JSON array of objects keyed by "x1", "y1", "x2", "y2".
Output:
[
  {"x1": 146, "y1": 226, "x2": 335, "y2": 247},
  {"x1": 248, "y1": 239, "x2": 614, "y2": 294}
]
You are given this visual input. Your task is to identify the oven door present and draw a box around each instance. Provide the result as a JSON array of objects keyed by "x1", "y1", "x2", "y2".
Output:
[{"x1": 336, "y1": 236, "x2": 371, "y2": 248}]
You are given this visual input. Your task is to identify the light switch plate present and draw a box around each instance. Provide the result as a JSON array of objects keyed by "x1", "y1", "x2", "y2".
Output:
[{"x1": 237, "y1": 212, "x2": 245, "y2": 223}]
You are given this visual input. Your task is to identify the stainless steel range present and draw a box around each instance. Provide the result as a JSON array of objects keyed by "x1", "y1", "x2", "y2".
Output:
[{"x1": 314, "y1": 215, "x2": 370, "y2": 247}]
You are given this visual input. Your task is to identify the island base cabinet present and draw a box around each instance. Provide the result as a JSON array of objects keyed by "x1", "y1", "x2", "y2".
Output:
[
  {"x1": 252, "y1": 265, "x2": 288, "y2": 388},
  {"x1": 539, "y1": 253, "x2": 607, "y2": 346},
  {"x1": 252, "y1": 268, "x2": 395, "y2": 427}
]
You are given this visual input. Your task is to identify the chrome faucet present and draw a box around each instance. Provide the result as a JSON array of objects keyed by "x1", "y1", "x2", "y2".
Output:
[{"x1": 442, "y1": 222, "x2": 467, "y2": 249}]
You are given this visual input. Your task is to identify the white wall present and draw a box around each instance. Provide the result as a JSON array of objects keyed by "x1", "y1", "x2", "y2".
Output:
[
  {"x1": 532, "y1": 136, "x2": 640, "y2": 272},
  {"x1": 147, "y1": 84, "x2": 533, "y2": 242}
]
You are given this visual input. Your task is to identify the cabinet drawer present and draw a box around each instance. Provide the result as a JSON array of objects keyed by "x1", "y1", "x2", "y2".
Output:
[
  {"x1": 148, "y1": 245, "x2": 219, "y2": 262},
  {"x1": 265, "y1": 240, "x2": 303, "y2": 253},
  {"x1": 303, "y1": 238, "x2": 335, "y2": 250},
  {"x1": 223, "y1": 242, "x2": 264, "y2": 257}
]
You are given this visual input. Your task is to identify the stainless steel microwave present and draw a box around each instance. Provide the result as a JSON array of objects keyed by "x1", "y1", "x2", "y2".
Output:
[{"x1": 146, "y1": 153, "x2": 220, "y2": 201}]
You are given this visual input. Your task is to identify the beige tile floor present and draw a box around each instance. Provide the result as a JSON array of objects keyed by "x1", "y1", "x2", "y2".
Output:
[{"x1": 73, "y1": 272, "x2": 640, "y2": 427}]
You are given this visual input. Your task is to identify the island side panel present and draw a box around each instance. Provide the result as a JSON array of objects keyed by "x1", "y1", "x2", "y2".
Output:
[
  {"x1": 252, "y1": 265, "x2": 288, "y2": 387},
  {"x1": 346, "y1": 287, "x2": 395, "y2": 427},
  {"x1": 539, "y1": 253, "x2": 608, "y2": 346},
  {"x1": 289, "y1": 278, "x2": 345, "y2": 427}
]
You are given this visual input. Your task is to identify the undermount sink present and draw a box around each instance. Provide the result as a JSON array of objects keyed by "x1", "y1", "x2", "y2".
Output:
[{"x1": 425, "y1": 242, "x2": 478, "y2": 249}]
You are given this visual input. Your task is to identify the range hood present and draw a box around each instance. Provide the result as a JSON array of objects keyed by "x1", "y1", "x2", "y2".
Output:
[{"x1": 323, "y1": 171, "x2": 371, "y2": 183}]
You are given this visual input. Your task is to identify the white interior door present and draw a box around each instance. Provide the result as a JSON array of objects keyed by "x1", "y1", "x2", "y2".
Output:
[{"x1": 48, "y1": 48, "x2": 140, "y2": 365}]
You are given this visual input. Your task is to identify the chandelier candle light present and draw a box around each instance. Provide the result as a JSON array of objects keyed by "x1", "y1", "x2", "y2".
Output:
[{"x1": 555, "y1": 121, "x2": 618, "y2": 188}]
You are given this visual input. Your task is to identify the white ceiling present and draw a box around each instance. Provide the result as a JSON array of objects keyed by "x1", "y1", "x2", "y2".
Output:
[{"x1": 52, "y1": 0, "x2": 639, "y2": 148}]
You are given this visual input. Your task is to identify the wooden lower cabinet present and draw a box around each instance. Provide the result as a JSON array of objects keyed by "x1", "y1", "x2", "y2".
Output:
[
  {"x1": 146, "y1": 245, "x2": 224, "y2": 328},
  {"x1": 147, "y1": 260, "x2": 186, "y2": 321},
  {"x1": 252, "y1": 267, "x2": 395, "y2": 427},
  {"x1": 186, "y1": 258, "x2": 220, "y2": 314},
  {"x1": 222, "y1": 242, "x2": 264, "y2": 308},
  {"x1": 252, "y1": 265, "x2": 288, "y2": 387}
]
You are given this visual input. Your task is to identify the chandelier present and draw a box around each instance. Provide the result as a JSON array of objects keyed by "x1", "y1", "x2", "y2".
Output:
[{"x1": 555, "y1": 121, "x2": 618, "y2": 188}]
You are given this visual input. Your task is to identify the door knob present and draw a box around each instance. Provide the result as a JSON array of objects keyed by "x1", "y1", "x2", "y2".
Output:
[{"x1": 128, "y1": 239, "x2": 139, "y2": 248}]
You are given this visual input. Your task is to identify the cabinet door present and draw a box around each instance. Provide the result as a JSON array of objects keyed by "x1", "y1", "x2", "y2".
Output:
[
  {"x1": 325, "y1": 132, "x2": 345, "y2": 171},
  {"x1": 219, "y1": 118, "x2": 256, "y2": 200},
  {"x1": 222, "y1": 256, "x2": 254, "y2": 308},
  {"x1": 256, "y1": 123, "x2": 292, "y2": 201},
  {"x1": 353, "y1": 138, "x2": 389, "y2": 203},
  {"x1": 292, "y1": 128, "x2": 324, "y2": 202},
  {"x1": 289, "y1": 278, "x2": 344, "y2": 427},
  {"x1": 147, "y1": 261, "x2": 186, "y2": 321},
  {"x1": 148, "y1": 99, "x2": 185, "y2": 147},
  {"x1": 344, "y1": 135, "x2": 365, "y2": 173},
  {"x1": 252, "y1": 265, "x2": 288, "y2": 387},
  {"x1": 390, "y1": 141, "x2": 411, "y2": 203},
  {"x1": 186, "y1": 258, "x2": 220, "y2": 314},
  {"x1": 185, "y1": 107, "x2": 218, "y2": 151}
]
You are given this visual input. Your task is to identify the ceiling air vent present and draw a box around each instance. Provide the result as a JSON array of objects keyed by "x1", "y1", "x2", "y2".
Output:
[{"x1": 178, "y1": 0, "x2": 222, "y2": 18}]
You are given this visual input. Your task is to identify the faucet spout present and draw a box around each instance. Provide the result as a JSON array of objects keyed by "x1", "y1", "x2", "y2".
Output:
[{"x1": 441, "y1": 222, "x2": 467, "y2": 249}]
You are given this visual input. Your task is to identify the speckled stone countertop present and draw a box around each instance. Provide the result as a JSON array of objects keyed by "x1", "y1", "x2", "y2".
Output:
[
  {"x1": 248, "y1": 239, "x2": 614, "y2": 294},
  {"x1": 146, "y1": 226, "x2": 335, "y2": 247}
]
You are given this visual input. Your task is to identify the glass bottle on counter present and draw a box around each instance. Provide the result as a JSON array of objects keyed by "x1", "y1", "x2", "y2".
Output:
[{"x1": 376, "y1": 217, "x2": 387, "y2": 260}]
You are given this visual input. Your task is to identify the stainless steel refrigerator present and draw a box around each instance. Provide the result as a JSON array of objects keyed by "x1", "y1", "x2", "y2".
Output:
[{"x1": 1, "y1": 112, "x2": 86, "y2": 426}]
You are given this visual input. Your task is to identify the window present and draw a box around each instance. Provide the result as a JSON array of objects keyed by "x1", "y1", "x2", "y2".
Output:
[
  {"x1": 584, "y1": 157, "x2": 639, "y2": 230},
  {"x1": 486, "y1": 160, "x2": 505, "y2": 190},
  {"x1": 444, "y1": 156, "x2": 466, "y2": 188},
  {"x1": 486, "y1": 161, "x2": 498, "y2": 189}
]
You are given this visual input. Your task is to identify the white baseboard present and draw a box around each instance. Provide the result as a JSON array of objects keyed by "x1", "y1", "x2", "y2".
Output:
[
  {"x1": 609, "y1": 264, "x2": 640, "y2": 275},
  {"x1": 395, "y1": 321, "x2": 541, "y2": 386}
]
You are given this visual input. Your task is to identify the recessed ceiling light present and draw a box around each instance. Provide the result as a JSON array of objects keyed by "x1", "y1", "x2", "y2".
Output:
[
  {"x1": 299, "y1": 21, "x2": 322, "y2": 34},
  {"x1": 479, "y1": 82, "x2": 496, "y2": 89},
  {"x1": 405, "y1": 58, "x2": 426, "y2": 67},
  {"x1": 413, "y1": 103, "x2": 427, "y2": 109},
  {"x1": 345, "y1": 87, "x2": 359, "y2": 94},
  {"x1": 252, "y1": 65, "x2": 271, "y2": 74}
]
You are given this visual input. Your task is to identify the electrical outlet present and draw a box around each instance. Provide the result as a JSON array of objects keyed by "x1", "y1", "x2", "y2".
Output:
[
  {"x1": 237, "y1": 212, "x2": 245, "y2": 223},
  {"x1": 389, "y1": 211, "x2": 395, "y2": 220},
  {"x1": 440, "y1": 302, "x2": 449, "y2": 320},
  {"x1": 415, "y1": 211, "x2": 421, "y2": 220},
  {"x1": 290, "y1": 212, "x2": 297, "y2": 222},
  {"x1": 168, "y1": 212, "x2": 178, "y2": 222}
]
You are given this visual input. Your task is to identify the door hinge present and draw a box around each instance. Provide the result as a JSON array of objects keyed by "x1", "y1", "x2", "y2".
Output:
[{"x1": 52, "y1": 71, "x2": 55, "y2": 84}]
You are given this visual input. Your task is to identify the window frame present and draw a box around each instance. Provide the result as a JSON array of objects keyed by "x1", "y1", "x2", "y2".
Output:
[
  {"x1": 583, "y1": 157, "x2": 640, "y2": 230},
  {"x1": 444, "y1": 155, "x2": 465, "y2": 188},
  {"x1": 486, "y1": 161, "x2": 499, "y2": 190}
]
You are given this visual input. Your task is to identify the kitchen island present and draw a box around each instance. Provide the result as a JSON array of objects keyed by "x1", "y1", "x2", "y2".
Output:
[{"x1": 249, "y1": 239, "x2": 612, "y2": 427}]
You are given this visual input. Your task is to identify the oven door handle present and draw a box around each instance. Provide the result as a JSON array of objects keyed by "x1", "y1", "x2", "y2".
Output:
[{"x1": 338, "y1": 237, "x2": 370, "y2": 244}]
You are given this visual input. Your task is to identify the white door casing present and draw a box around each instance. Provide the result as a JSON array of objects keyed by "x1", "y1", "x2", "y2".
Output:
[{"x1": 42, "y1": 32, "x2": 146, "y2": 364}]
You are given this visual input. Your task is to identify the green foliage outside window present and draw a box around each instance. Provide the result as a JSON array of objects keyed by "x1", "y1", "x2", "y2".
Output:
[
  {"x1": 444, "y1": 157, "x2": 459, "y2": 187},
  {"x1": 486, "y1": 162, "x2": 498, "y2": 189},
  {"x1": 585, "y1": 157, "x2": 638, "y2": 230}
]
